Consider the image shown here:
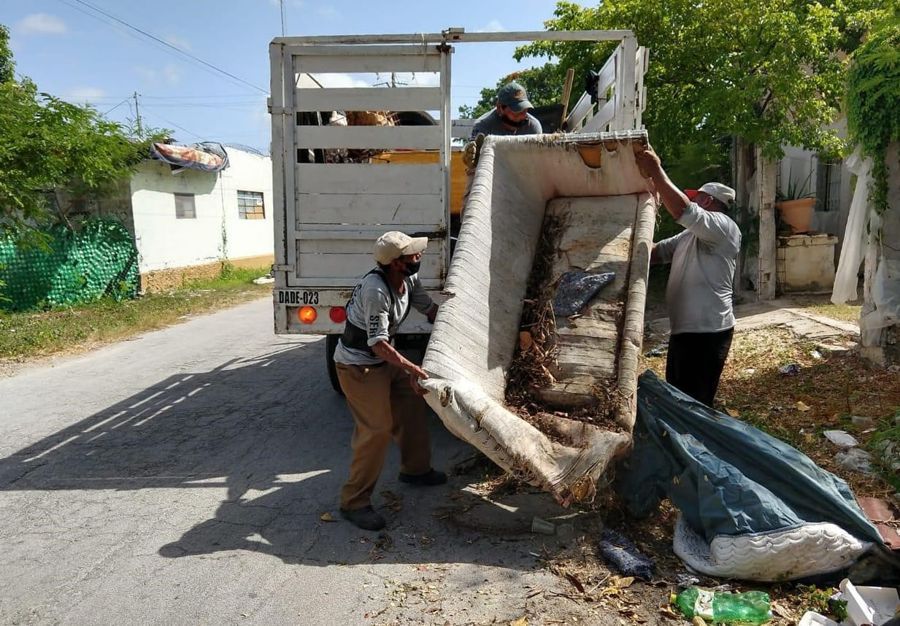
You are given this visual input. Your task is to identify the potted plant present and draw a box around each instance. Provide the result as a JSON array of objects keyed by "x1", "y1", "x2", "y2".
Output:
[{"x1": 775, "y1": 169, "x2": 815, "y2": 234}]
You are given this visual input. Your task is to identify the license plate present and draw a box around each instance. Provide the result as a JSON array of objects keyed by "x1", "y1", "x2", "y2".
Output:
[{"x1": 276, "y1": 290, "x2": 319, "y2": 305}]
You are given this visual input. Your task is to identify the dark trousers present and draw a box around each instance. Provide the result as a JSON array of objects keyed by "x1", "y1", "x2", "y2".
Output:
[{"x1": 665, "y1": 328, "x2": 734, "y2": 407}]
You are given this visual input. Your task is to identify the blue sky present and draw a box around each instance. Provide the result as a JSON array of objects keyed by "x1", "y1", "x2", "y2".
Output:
[{"x1": 2, "y1": 0, "x2": 570, "y2": 152}]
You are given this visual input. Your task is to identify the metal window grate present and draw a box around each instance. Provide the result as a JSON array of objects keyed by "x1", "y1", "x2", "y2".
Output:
[
  {"x1": 816, "y1": 158, "x2": 842, "y2": 212},
  {"x1": 174, "y1": 193, "x2": 196, "y2": 219},
  {"x1": 238, "y1": 190, "x2": 265, "y2": 219}
]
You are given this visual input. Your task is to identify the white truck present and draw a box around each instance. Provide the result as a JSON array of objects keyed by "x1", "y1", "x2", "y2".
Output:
[{"x1": 268, "y1": 28, "x2": 647, "y2": 390}]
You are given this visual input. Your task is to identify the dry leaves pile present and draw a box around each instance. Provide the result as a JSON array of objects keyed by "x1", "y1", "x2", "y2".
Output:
[{"x1": 506, "y1": 212, "x2": 567, "y2": 411}]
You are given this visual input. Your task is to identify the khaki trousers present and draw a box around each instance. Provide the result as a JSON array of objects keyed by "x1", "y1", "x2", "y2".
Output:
[{"x1": 336, "y1": 362, "x2": 432, "y2": 510}]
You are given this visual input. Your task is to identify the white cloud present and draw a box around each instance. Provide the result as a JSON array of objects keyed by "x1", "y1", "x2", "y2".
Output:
[
  {"x1": 313, "y1": 73, "x2": 371, "y2": 88},
  {"x1": 397, "y1": 72, "x2": 440, "y2": 87},
  {"x1": 18, "y1": 13, "x2": 67, "y2": 35},
  {"x1": 64, "y1": 87, "x2": 106, "y2": 102},
  {"x1": 476, "y1": 19, "x2": 506, "y2": 33},
  {"x1": 163, "y1": 34, "x2": 192, "y2": 51},
  {"x1": 135, "y1": 63, "x2": 183, "y2": 86}
]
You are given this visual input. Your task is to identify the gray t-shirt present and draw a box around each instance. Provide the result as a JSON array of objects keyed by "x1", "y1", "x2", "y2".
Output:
[
  {"x1": 333, "y1": 269, "x2": 435, "y2": 366},
  {"x1": 471, "y1": 109, "x2": 542, "y2": 138},
  {"x1": 654, "y1": 203, "x2": 742, "y2": 335}
]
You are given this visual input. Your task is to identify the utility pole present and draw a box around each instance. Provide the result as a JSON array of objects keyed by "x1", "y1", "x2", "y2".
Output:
[
  {"x1": 279, "y1": 0, "x2": 285, "y2": 36},
  {"x1": 133, "y1": 91, "x2": 143, "y2": 138}
]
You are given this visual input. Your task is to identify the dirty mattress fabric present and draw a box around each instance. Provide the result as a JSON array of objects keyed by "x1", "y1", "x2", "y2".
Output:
[{"x1": 615, "y1": 370, "x2": 883, "y2": 581}]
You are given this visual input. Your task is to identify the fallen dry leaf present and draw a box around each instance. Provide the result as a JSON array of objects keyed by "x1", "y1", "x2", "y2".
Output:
[
  {"x1": 509, "y1": 617, "x2": 528, "y2": 626},
  {"x1": 658, "y1": 605, "x2": 681, "y2": 619},
  {"x1": 610, "y1": 576, "x2": 634, "y2": 588},
  {"x1": 796, "y1": 400, "x2": 811, "y2": 412},
  {"x1": 725, "y1": 407, "x2": 740, "y2": 417},
  {"x1": 319, "y1": 512, "x2": 336, "y2": 522},
  {"x1": 519, "y1": 331, "x2": 534, "y2": 352}
]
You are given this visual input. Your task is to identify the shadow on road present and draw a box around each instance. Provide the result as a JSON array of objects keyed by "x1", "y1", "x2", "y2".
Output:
[{"x1": 0, "y1": 340, "x2": 566, "y2": 570}]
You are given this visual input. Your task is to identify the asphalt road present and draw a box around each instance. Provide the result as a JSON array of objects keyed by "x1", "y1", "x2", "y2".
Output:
[{"x1": 0, "y1": 297, "x2": 617, "y2": 626}]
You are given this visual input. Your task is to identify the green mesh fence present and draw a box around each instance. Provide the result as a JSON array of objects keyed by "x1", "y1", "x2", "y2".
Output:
[{"x1": 0, "y1": 218, "x2": 138, "y2": 312}]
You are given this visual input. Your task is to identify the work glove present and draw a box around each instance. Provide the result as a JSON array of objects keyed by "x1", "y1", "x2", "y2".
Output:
[{"x1": 462, "y1": 133, "x2": 485, "y2": 173}]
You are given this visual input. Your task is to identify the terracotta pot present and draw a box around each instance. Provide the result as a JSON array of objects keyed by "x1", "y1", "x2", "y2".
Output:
[{"x1": 776, "y1": 197, "x2": 815, "y2": 234}]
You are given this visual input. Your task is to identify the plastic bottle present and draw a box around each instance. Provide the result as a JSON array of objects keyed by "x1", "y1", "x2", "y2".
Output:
[{"x1": 670, "y1": 587, "x2": 772, "y2": 624}]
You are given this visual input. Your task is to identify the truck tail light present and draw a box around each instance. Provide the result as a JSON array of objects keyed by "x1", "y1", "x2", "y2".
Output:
[
  {"x1": 329, "y1": 306, "x2": 347, "y2": 323},
  {"x1": 298, "y1": 306, "x2": 317, "y2": 324}
]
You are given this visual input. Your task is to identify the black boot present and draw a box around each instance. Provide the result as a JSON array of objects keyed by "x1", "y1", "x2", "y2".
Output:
[
  {"x1": 398, "y1": 469, "x2": 448, "y2": 486},
  {"x1": 340, "y1": 505, "x2": 386, "y2": 531}
]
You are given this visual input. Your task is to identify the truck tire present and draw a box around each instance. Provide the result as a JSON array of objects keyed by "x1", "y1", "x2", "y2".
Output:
[{"x1": 325, "y1": 334, "x2": 344, "y2": 395}]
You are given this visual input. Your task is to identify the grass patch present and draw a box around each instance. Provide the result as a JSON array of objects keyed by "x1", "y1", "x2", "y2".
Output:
[
  {"x1": 789, "y1": 295, "x2": 862, "y2": 323},
  {"x1": 0, "y1": 265, "x2": 271, "y2": 363}
]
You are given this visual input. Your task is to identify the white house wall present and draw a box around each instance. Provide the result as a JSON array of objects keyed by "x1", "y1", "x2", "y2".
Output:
[
  {"x1": 218, "y1": 149, "x2": 274, "y2": 263},
  {"x1": 129, "y1": 148, "x2": 274, "y2": 274}
]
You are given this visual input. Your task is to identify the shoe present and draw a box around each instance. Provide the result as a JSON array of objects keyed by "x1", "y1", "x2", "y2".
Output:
[
  {"x1": 398, "y1": 469, "x2": 448, "y2": 486},
  {"x1": 340, "y1": 505, "x2": 386, "y2": 531}
]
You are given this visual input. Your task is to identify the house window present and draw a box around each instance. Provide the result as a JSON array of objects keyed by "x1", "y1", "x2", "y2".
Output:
[
  {"x1": 238, "y1": 190, "x2": 265, "y2": 220},
  {"x1": 174, "y1": 193, "x2": 196, "y2": 219},
  {"x1": 816, "y1": 158, "x2": 842, "y2": 212}
]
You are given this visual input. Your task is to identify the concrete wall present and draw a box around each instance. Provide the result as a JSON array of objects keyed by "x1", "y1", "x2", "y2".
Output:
[
  {"x1": 778, "y1": 145, "x2": 853, "y2": 236},
  {"x1": 129, "y1": 147, "x2": 274, "y2": 278}
]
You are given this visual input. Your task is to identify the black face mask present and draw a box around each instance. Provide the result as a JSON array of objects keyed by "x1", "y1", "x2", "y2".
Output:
[
  {"x1": 500, "y1": 112, "x2": 530, "y2": 128},
  {"x1": 402, "y1": 260, "x2": 421, "y2": 276}
]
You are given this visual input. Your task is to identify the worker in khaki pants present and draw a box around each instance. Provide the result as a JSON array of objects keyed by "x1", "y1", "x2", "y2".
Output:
[{"x1": 333, "y1": 231, "x2": 446, "y2": 531}]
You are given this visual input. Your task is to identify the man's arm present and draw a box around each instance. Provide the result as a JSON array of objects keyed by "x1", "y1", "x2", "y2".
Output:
[
  {"x1": 634, "y1": 147, "x2": 689, "y2": 221},
  {"x1": 371, "y1": 341, "x2": 428, "y2": 379},
  {"x1": 363, "y1": 285, "x2": 430, "y2": 387},
  {"x1": 651, "y1": 231, "x2": 688, "y2": 265},
  {"x1": 409, "y1": 275, "x2": 438, "y2": 323}
]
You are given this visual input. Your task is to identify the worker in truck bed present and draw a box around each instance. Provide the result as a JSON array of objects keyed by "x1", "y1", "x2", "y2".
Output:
[
  {"x1": 470, "y1": 81, "x2": 543, "y2": 138},
  {"x1": 333, "y1": 231, "x2": 446, "y2": 531},
  {"x1": 635, "y1": 146, "x2": 742, "y2": 408}
]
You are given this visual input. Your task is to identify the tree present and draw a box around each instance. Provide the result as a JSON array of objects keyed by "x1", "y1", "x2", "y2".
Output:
[
  {"x1": 458, "y1": 63, "x2": 565, "y2": 119},
  {"x1": 516, "y1": 0, "x2": 889, "y2": 162},
  {"x1": 0, "y1": 24, "x2": 162, "y2": 240}
]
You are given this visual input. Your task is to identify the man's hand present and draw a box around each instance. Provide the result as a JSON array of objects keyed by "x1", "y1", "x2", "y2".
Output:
[
  {"x1": 634, "y1": 146, "x2": 662, "y2": 179},
  {"x1": 407, "y1": 364, "x2": 429, "y2": 395}
]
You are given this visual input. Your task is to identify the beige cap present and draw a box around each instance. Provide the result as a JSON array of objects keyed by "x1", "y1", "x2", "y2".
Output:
[
  {"x1": 373, "y1": 231, "x2": 428, "y2": 265},
  {"x1": 698, "y1": 182, "x2": 736, "y2": 205}
]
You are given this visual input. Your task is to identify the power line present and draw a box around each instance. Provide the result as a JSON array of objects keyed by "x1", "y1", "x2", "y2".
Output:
[
  {"x1": 139, "y1": 107, "x2": 205, "y2": 142},
  {"x1": 55, "y1": 0, "x2": 267, "y2": 94},
  {"x1": 102, "y1": 96, "x2": 131, "y2": 115}
]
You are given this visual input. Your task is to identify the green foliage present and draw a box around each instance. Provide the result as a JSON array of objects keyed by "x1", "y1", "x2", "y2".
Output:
[
  {"x1": 0, "y1": 24, "x2": 165, "y2": 239},
  {"x1": 517, "y1": 0, "x2": 887, "y2": 163},
  {"x1": 846, "y1": 14, "x2": 900, "y2": 214},
  {"x1": 0, "y1": 25, "x2": 14, "y2": 84},
  {"x1": 458, "y1": 63, "x2": 565, "y2": 119},
  {"x1": 778, "y1": 168, "x2": 815, "y2": 201}
]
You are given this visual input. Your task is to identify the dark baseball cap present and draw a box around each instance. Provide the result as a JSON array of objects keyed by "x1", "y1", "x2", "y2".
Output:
[{"x1": 497, "y1": 82, "x2": 533, "y2": 113}]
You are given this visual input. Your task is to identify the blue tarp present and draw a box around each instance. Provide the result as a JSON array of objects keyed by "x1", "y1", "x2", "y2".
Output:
[{"x1": 616, "y1": 370, "x2": 883, "y2": 546}]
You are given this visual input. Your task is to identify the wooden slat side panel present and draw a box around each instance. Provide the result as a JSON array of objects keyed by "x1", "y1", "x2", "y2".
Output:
[
  {"x1": 295, "y1": 193, "x2": 443, "y2": 226},
  {"x1": 297, "y1": 247, "x2": 443, "y2": 280},
  {"x1": 296, "y1": 125, "x2": 441, "y2": 150},
  {"x1": 583, "y1": 98, "x2": 617, "y2": 133},
  {"x1": 296, "y1": 163, "x2": 442, "y2": 194},
  {"x1": 295, "y1": 87, "x2": 442, "y2": 111}
]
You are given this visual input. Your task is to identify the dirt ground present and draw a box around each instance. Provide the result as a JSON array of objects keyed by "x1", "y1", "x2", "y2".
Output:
[{"x1": 439, "y1": 302, "x2": 899, "y2": 626}]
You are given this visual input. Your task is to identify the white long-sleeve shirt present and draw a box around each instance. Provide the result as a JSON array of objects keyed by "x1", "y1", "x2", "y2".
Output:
[{"x1": 654, "y1": 202, "x2": 742, "y2": 335}]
